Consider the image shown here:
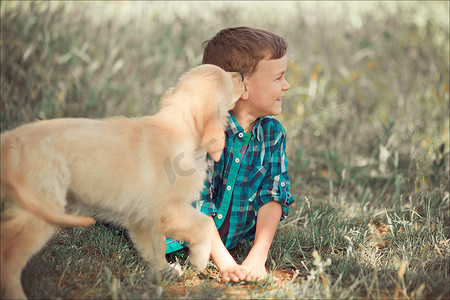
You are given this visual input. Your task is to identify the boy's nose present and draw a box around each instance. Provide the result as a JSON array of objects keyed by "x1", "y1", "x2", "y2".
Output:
[{"x1": 282, "y1": 79, "x2": 291, "y2": 91}]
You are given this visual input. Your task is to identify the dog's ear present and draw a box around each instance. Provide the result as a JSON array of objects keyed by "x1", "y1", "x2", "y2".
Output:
[
  {"x1": 200, "y1": 116, "x2": 225, "y2": 162},
  {"x1": 195, "y1": 94, "x2": 225, "y2": 162}
]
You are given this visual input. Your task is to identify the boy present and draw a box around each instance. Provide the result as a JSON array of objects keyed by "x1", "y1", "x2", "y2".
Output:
[{"x1": 166, "y1": 26, "x2": 294, "y2": 282}]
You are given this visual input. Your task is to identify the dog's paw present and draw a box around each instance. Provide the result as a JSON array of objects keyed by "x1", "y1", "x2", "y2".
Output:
[
  {"x1": 189, "y1": 242, "x2": 211, "y2": 271},
  {"x1": 168, "y1": 261, "x2": 183, "y2": 276}
]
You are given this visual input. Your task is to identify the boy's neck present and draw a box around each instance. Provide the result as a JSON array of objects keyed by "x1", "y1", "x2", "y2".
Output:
[{"x1": 230, "y1": 108, "x2": 259, "y2": 133}]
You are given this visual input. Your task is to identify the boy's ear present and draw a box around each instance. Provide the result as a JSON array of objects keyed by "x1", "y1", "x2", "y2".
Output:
[{"x1": 240, "y1": 82, "x2": 249, "y2": 100}]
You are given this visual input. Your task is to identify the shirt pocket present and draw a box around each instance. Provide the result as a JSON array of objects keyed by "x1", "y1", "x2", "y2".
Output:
[{"x1": 247, "y1": 165, "x2": 267, "y2": 189}]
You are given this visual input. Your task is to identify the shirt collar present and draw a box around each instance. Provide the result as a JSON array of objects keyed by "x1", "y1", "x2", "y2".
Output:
[{"x1": 226, "y1": 111, "x2": 263, "y2": 142}]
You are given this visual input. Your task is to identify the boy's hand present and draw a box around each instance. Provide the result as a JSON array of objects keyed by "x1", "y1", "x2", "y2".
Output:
[
  {"x1": 242, "y1": 253, "x2": 268, "y2": 281},
  {"x1": 220, "y1": 264, "x2": 249, "y2": 282},
  {"x1": 241, "y1": 201, "x2": 282, "y2": 281},
  {"x1": 208, "y1": 217, "x2": 249, "y2": 282}
]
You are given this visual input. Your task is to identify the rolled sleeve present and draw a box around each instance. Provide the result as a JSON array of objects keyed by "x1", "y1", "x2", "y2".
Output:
[
  {"x1": 254, "y1": 173, "x2": 294, "y2": 220},
  {"x1": 194, "y1": 199, "x2": 217, "y2": 217}
]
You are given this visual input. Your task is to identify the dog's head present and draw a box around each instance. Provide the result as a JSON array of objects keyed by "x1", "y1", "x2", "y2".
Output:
[{"x1": 162, "y1": 64, "x2": 245, "y2": 162}]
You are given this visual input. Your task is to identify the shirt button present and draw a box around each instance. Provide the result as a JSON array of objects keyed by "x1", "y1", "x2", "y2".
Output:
[
  {"x1": 227, "y1": 186, "x2": 231, "y2": 191},
  {"x1": 238, "y1": 133, "x2": 243, "y2": 138},
  {"x1": 235, "y1": 158, "x2": 240, "y2": 163},
  {"x1": 218, "y1": 214, "x2": 223, "y2": 219}
]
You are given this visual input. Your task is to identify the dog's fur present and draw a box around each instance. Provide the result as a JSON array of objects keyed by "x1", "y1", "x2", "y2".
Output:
[{"x1": 0, "y1": 64, "x2": 244, "y2": 299}]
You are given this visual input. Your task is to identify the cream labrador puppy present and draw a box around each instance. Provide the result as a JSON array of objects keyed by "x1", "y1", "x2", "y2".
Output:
[{"x1": 0, "y1": 64, "x2": 245, "y2": 299}]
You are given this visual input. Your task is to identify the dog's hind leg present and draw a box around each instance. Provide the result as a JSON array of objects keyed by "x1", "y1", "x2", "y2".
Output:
[{"x1": 1, "y1": 196, "x2": 56, "y2": 299}]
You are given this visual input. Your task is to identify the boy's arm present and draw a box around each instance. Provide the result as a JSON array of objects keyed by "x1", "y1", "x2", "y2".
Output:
[
  {"x1": 208, "y1": 217, "x2": 249, "y2": 282},
  {"x1": 243, "y1": 123, "x2": 293, "y2": 280},
  {"x1": 242, "y1": 201, "x2": 282, "y2": 280}
]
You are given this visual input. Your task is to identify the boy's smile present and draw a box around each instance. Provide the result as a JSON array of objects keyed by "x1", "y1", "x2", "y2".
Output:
[{"x1": 231, "y1": 54, "x2": 290, "y2": 132}]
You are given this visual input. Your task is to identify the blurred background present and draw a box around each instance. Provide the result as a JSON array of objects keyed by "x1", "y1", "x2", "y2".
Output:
[{"x1": 1, "y1": 1, "x2": 449, "y2": 211}]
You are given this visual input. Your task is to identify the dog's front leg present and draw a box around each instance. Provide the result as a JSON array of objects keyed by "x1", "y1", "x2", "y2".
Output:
[{"x1": 160, "y1": 206, "x2": 213, "y2": 271}]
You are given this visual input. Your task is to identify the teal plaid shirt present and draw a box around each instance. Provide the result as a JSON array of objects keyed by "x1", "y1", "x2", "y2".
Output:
[{"x1": 166, "y1": 112, "x2": 294, "y2": 253}]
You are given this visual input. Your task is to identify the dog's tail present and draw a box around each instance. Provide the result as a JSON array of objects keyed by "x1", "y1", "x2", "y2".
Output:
[
  {"x1": 1, "y1": 171, "x2": 96, "y2": 227},
  {"x1": 1, "y1": 133, "x2": 95, "y2": 227}
]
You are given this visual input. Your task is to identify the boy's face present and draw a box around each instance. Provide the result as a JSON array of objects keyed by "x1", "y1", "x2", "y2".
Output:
[{"x1": 241, "y1": 54, "x2": 290, "y2": 117}]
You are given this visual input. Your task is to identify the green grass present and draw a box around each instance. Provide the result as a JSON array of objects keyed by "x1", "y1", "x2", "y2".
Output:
[{"x1": 2, "y1": 1, "x2": 449, "y2": 299}]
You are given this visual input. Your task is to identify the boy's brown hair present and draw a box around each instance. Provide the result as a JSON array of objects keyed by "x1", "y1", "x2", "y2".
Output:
[{"x1": 202, "y1": 26, "x2": 287, "y2": 77}]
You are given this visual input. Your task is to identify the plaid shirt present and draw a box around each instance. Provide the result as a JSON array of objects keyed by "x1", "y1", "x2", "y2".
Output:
[{"x1": 166, "y1": 112, "x2": 294, "y2": 253}]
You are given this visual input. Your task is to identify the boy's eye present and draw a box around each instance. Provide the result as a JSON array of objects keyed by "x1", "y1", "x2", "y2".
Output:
[{"x1": 276, "y1": 73, "x2": 285, "y2": 81}]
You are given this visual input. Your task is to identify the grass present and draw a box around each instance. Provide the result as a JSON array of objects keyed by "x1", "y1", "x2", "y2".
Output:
[{"x1": 1, "y1": 1, "x2": 449, "y2": 299}]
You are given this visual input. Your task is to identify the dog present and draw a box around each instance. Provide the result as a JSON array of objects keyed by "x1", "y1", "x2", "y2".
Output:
[{"x1": 0, "y1": 64, "x2": 245, "y2": 299}]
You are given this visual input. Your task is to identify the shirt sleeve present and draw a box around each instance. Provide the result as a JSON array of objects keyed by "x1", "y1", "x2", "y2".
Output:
[
  {"x1": 253, "y1": 130, "x2": 294, "y2": 220},
  {"x1": 192, "y1": 156, "x2": 218, "y2": 217}
]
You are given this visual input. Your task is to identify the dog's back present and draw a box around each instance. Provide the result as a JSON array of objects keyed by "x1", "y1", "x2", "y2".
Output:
[{"x1": 0, "y1": 64, "x2": 244, "y2": 298}]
